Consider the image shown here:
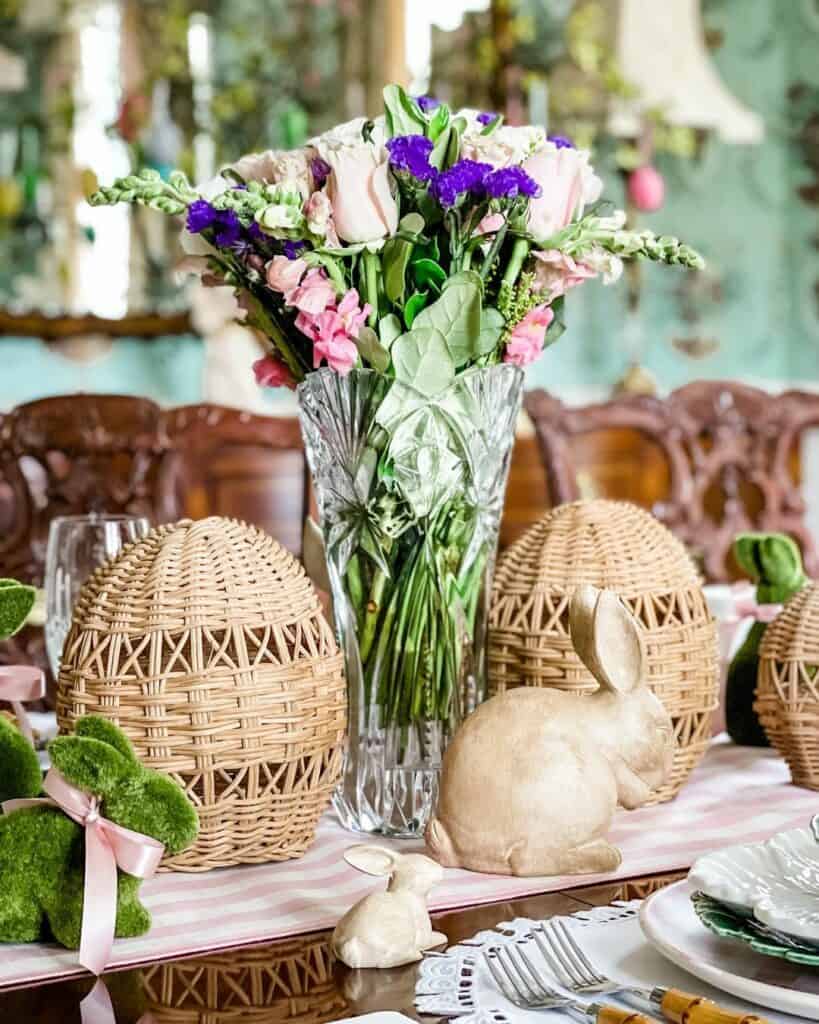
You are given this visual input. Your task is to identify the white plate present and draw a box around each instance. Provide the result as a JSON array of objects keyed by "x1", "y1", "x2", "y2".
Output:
[
  {"x1": 641, "y1": 880, "x2": 819, "y2": 1019},
  {"x1": 688, "y1": 823, "x2": 819, "y2": 945}
]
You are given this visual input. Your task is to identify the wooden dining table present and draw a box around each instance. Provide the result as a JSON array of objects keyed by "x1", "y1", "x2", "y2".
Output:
[{"x1": 0, "y1": 869, "x2": 686, "y2": 1022}]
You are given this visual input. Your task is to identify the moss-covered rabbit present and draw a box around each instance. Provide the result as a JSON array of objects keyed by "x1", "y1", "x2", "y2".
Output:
[
  {"x1": 0, "y1": 577, "x2": 36, "y2": 640},
  {"x1": 0, "y1": 715, "x2": 198, "y2": 948},
  {"x1": 726, "y1": 533, "x2": 807, "y2": 747}
]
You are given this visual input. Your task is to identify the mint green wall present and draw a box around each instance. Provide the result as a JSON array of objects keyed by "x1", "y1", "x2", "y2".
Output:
[{"x1": 533, "y1": 0, "x2": 819, "y2": 395}]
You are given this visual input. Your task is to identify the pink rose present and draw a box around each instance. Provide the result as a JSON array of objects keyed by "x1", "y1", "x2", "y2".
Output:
[
  {"x1": 523, "y1": 143, "x2": 603, "y2": 243},
  {"x1": 252, "y1": 355, "x2": 296, "y2": 390},
  {"x1": 288, "y1": 267, "x2": 336, "y2": 314},
  {"x1": 318, "y1": 143, "x2": 399, "y2": 244},
  {"x1": 532, "y1": 249, "x2": 597, "y2": 301},
  {"x1": 503, "y1": 304, "x2": 555, "y2": 367},
  {"x1": 266, "y1": 256, "x2": 308, "y2": 300}
]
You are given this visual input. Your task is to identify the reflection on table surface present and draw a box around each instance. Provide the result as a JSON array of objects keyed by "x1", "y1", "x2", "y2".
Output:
[{"x1": 0, "y1": 872, "x2": 685, "y2": 1023}]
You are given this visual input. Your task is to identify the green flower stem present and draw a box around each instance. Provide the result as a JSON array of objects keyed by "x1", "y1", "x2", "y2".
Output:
[
  {"x1": 479, "y1": 221, "x2": 509, "y2": 282},
  {"x1": 362, "y1": 250, "x2": 380, "y2": 326},
  {"x1": 346, "y1": 555, "x2": 365, "y2": 620},
  {"x1": 502, "y1": 237, "x2": 530, "y2": 289},
  {"x1": 359, "y1": 566, "x2": 388, "y2": 664}
]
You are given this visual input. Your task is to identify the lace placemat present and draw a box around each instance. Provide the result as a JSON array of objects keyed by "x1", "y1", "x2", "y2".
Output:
[{"x1": 416, "y1": 902, "x2": 802, "y2": 1024}]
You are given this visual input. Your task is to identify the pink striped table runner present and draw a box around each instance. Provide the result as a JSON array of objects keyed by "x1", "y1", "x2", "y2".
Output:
[{"x1": 2, "y1": 737, "x2": 817, "y2": 990}]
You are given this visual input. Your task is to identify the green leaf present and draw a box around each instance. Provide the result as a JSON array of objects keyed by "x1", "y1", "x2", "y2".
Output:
[
  {"x1": 480, "y1": 114, "x2": 504, "y2": 135},
  {"x1": 476, "y1": 306, "x2": 506, "y2": 356},
  {"x1": 429, "y1": 126, "x2": 451, "y2": 170},
  {"x1": 412, "y1": 258, "x2": 446, "y2": 291},
  {"x1": 382, "y1": 237, "x2": 414, "y2": 304},
  {"x1": 428, "y1": 103, "x2": 450, "y2": 142},
  {"x1": 391, "y1": 327, "x2": 455, "y2": 396},
  {"x1": 445, "y1": 116, "x2": 467, "y2": 168},
  {"x1": 413, "y1": 277, "x2": 482, "y2": 366},
  {"x1": 398, "y1": 211, "x2": 425, "y2": 240},
  {"x1": 383, "y1": 84, "x2": 427, "y2": 137},
  {"x1": 378, "y1": 314, "x2": 403, "y2": 349},
  {"x1": 404, "y1": 291, "x2": 429, "y2": 328},
  {"x1": 356, "y1": 326, "x2": 391, "y2": 373}
]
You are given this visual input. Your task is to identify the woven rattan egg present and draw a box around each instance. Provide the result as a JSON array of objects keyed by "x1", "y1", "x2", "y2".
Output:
[
  {"x1": 56, "y1": 516, "x2": 346, "y2": 871},
  {"x1": 756, "y1": 581, "x2": 819, "y2": 789},
  {"x1": 488, "y1": 499, "x2": 718, "y2": 802}
]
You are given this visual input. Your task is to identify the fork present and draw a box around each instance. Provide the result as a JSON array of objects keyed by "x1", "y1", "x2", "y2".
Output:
[
  {"x1": 534, "y1": 920, "x2": 769, "y2": 1024},
  {"x1": 485, "y1": 941, "x2": 658, "y2": 1024}
]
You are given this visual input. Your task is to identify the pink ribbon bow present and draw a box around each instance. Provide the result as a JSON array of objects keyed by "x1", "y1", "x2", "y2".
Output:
[
  {"x1": 81, "y1": 978, "x2": 156, "y2": 1024},
  {"x1": 2, "y1": 768, "x2": 165, "y2": 976},
  {"x1": 0, "y1": 665, "x2": 45, "y2": 745},
  {"x1": 730, "y1": 581, "x2": 782, "y2": 624}
]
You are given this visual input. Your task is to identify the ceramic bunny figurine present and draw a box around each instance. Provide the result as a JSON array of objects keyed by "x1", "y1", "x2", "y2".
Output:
[
  {"x1": 426, "y1": 584, "x2": 675, "y2": 877},
  {"x1": 332, "y1": 845, "x2": 446, "y2": 968}
]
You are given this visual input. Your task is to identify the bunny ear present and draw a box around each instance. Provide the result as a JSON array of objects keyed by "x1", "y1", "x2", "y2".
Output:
[
  {"x1": 569, "y1": 585, "x2": 644, "y2": 696},
  {"x1": 343, "y1": 844, "x2": 399, "y2": 876}
]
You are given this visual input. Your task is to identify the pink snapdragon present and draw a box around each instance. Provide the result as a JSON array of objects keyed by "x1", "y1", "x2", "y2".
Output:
[
  {"x1": 503, "y1": 304, "x2": 555, "y2": 367},
  {"x1": 296, "y1": 287, "x2": 371, "y2": 375},
  {"x1": 265, "y1": 256, "x2": 308, "y2": 300},
  {"x1": 252, "y1": 355, "x2": 296, "y2": 390},
  {"x1": 532, "y1": 249, "x2": 597, "y2": 301},
  {"x1": 266, "y1": 256, "x2": 336, "y2": 315}
]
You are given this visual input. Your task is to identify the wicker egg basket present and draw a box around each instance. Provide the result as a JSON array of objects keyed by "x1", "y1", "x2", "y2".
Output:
[
  {"x1": 56, "y1": 516, "x2": 346, "y2": 871},
  {"x1": 489, "y1": 499, "x2": 719, "y2": 802},
  {"x1": 756, "y1": 580, "x2": 819, "y2": 789}
]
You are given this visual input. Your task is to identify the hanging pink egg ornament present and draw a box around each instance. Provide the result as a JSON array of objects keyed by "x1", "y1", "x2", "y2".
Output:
[{"x1": 628, "y1": 165, "x2": 665, "y2": 212}]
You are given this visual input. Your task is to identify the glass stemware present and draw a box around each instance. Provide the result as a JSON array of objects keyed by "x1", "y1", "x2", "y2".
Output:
[{"x1": 44, "y1": 513, "x2": 150, "y2": 678}]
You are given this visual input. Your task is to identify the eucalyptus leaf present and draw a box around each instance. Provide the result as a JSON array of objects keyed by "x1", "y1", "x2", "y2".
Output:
[
  {"x1": 413, "y1": 281, "x2": 482, "y2": 366},
  {"x1": 383, "y1": 84, "x2": 427, "y2": 137},
  {"x1": 375, "y1": 380, "x2": 427, "y2": 432},
  {"x1": 404, "y1": 291, "x2": 429, "y2": 328},
  {"x1": 392, "y1": 327, "x2": 455, "y2": 396},
  {"x1": 378, "y1": 314, "x2": 403, "y2": 349},
  {"x1": 356, "y1": 326, "x2": 391, "y2": 373},
  {"x1": 476, "y1": 306, "x2": 506, "y2": 356},
  {"x1": 382, "y1": 236, "x2": 414, "y2": 304},
  {"x1": 399, "y1": 212, "x2": 425, "y2": 239},
  {"x1": 412, "y1": 258, "x2": 446, "y2": 291}
]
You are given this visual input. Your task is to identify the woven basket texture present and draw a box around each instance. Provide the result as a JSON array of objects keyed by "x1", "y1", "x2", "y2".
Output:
[
  {"x1": 56, "y1": 516, "x2": 346, "y2": 871},
  {"x1": 488, "y1": 499, "x2": 719, "y2": 802},
  {"x1": 139, "y1": 934, "x2": 345, "y2": 1023},
  {"x1": 756, "y1": 580, "x2": 819, "y2": 789}
]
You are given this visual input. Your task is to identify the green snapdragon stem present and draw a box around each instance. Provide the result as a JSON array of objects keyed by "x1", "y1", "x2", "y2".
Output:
[
  {"x1": 359, "y1": 567, "x2": 387, "y2": 664},
  {"x1": 479, "y1": 221, "x2": 509, "y2": 282},
  {"x1": 502, "y1": 237, "x2": 530, "y2": 289}
]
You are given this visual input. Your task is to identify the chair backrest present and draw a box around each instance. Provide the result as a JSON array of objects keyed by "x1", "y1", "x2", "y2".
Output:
[{"x1": 525, "y1": 381, "x2": 819, "y2": 581}]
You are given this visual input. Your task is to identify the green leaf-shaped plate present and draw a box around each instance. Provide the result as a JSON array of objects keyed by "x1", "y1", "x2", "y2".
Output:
[{"x1": 692, "y1": 891, "x2": 819, "y2": 966}]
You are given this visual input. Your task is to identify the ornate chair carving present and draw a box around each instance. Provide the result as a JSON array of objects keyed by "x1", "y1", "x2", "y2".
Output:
[{"x1": 525, "y1": 381, "x2": 819, "y2": 581}]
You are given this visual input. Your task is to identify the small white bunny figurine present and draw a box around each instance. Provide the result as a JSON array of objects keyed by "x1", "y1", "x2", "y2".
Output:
[
  {"x1": 332, "y1": 845, "x2": 446, "y2": 968},
  {"x1": 426, "y1": 584, "x2": 675, "y2": 877}
]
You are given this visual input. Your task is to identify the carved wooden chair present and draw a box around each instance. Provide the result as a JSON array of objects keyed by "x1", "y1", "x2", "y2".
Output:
[{"x1": 524, "y1": 381, "x2": 819, "y2": 581}]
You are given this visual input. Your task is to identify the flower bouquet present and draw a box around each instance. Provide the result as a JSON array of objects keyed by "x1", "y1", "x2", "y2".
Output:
[{"x1": 90, "y1": 85, "x2": 703, "y2": 837}]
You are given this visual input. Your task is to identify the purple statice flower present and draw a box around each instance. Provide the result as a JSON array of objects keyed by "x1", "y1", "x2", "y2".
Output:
[
  {"x1": 415, "y1": 95, "x2": 440, "y2": 112},
  {"x1": 386, "y1": 134, "x2": 436, "y2": 183},
  {"x1": 186, "y1": 199, "x2": 218, "y2": 233},
  {"x1": 282, "y1": 240, "x2": 306, "y2": 260},
  {"x1": 484, "y1": 166, "x2": 541, "y2": 200},
  {"x1": 311, "y1": 156, "x2": 331, "y2": 190},
  {"x1": 548, "y1": 134, "x2": 574, "y2": 149},
  {"x1": 477, "y1": 111, "x2": 498, "y2": 125},
  {"x1": 247, "y1": 221, "x2": 264, "y2": 241},
  {"x1": 212, "y1": 208, "x2": 242, "y2": 247},
  {"x1": 430, "y1": 158, "x2": 492, "y2": 207}
]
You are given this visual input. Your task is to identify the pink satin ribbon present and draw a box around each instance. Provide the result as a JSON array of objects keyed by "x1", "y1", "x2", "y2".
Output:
[
  {"x1": 81, "y1": 978, "x2": 155, "y2": 1024},
  {"x1": 730, "y1": 581, "x2": 782, "y2": 624},
  {"x1": 0, "y1": 665, "x2": 45, "y2": 745},
  {"x1": 3, "y1": 768, "x2": 165, "y2": 976}
]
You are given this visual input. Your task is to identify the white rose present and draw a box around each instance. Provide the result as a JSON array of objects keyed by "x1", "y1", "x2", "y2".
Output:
[
  {"x1": 310, "y1": 114, "x2": 387, "y2": 151},
  {"x1": 523, "y1": 141, "x2": 604, "y2": 242},
  {"x1": 231, "y1": 148, "x2": 313, "y2": 198},
  {"x1": 457, "y1": 111, "x2": 546, "y2": 167}
]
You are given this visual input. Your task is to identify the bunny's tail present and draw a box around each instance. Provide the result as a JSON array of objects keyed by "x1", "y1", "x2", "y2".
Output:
[
  {"x1": 0, "y1": 715, "x2": 42, "y2": 803},
  {"x1": 425, "y1": 816, "x2": 459, "y2": 868}
]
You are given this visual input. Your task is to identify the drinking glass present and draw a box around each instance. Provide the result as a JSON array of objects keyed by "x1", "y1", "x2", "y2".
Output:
[{"x1": 44, "y1": 514, "x2": 150, "y2": 678}]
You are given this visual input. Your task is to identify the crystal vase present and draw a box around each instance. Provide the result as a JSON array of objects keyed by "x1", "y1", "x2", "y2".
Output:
[{"x1": 298, "y1": 365, "x2": 523, "y2": 837}]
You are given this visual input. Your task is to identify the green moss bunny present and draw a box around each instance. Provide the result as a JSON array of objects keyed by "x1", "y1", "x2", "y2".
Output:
[
  {"x1": 0, "y1": 577, "x2": 36, "y2": 641},
  {"x1": 725, "y1": 532, "x2": 807, "y2": 747},
  {"x1": 0, "y1": 714, "x2": 198, "y2": 948}
]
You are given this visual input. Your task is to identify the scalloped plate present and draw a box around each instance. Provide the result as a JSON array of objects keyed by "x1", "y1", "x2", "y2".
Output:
[
  {"x1": 640, "y1": 880, "x2": 819, "y2": 1019},
  {"x1": 688, "y1": 819, "x2": 819, "y2": 946},
  {"x1": 692, "y1": 891, "x2": 819, "y2": 966}
]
